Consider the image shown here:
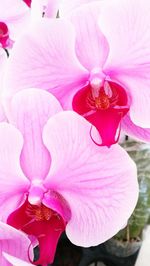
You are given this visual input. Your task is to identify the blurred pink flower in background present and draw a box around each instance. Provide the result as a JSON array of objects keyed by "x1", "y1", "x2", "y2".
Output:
[
  {"x1": 0, "y1": 0, "x2": 30, "y2": 49},
  {"x1": 0, "y1": 0, "x2": 60, "y2": 50},
  {"x1": 3, "y1": 0, "x2": 150, "y2": 146},
  {"x1": 0, "y1": 88, "x2": 138, "y2": 264}
]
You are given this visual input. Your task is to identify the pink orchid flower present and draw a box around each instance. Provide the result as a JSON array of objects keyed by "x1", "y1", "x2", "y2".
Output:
[
  {"x1": 0, "y1": 0, "x2": 30, "y2": 49},
  {"x1": 3, "y1": 0, "x2": 150, "y2": 146},
  {"x1": 0, "y1": 88, "x2": 138, "y2": 265},
  {"x1": 0, "y1": 221, "x2": 33, "y2": 266}
]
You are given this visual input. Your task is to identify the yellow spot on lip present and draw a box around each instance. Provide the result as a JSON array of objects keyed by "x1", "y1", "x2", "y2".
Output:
[
  {"x1": 87, "y1": 91, "x2": 110, "y2": 110},
  {"x1": 26, "y1": 203, "x2": 54, "y2": 222},
  {"x1": 35, "y1": 205, "x2": 53, "y2": 221},
  {"x1": 95, "y1": 93, "x2": 110, "y2": 110}
]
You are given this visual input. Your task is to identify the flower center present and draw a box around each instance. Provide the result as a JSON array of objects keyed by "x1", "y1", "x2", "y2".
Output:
[
  {"x1": 26, "y1": 202, "x2": 54, "y2": 222},
  {"x1": 87, "y1": 90, "x2": 110, "y2": 110},
  {"x1": 72, "y1": 80, "x2": 129, "y2": 146},
  {"x1": 86, "y1": 82, "x2": 119, "y2": 111},
  {"x1": 95, "y1": 93, "x2": 110, "y2": 109},
  {"x1": 7, "y1": 198, "x2": 67, "y2": 265}
]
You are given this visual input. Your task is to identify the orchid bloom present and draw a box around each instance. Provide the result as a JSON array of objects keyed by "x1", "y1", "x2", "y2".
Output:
[
  {"x1": 0, "y1": 221, "x2": 33, "y2": 266},
  {"x1": 0, "y1": 88, "x2": 138, "y2": 265},
  {"x1": 3, "y1": 0, "x2": 150, "y2": 146},
  {"x1": 0, "y1": 0, "x2": 30, "y2": 49}
]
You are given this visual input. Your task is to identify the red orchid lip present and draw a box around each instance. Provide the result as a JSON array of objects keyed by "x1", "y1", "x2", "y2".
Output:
[
  {"x1": 0, "y1": 22, "x2": 9, "y2": 48},
  {"x1": 7, "y1": 198, "x2": 68, "y2": 265},
  {"x1": 72, "y1": 80, "x2": 129, "y2": 147},
  {"x1": 23, "y1": 0, "x2": 31, "y2": 7}
]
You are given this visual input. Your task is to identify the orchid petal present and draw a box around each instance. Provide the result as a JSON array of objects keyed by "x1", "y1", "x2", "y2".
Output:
[
  {"x1": 70, "y1": 2, "x2": 109, "y2": 71},
  {"x1": 99, "y1": 0, "x2": 150, "y2": 71},
  {"x1": 123, "y1": 77, "x2": 150, "y2": 128},
  {"x1": 42, "y1": 190, "x2": 71, "y2": 223},
  {"x1": 98, "y1": 0, "x2": 150, "y2": 129},
  {"x1": 59, "y1": 0, "x2": 96, "y2": 17},
  {"x1": 8, "y1": 13, "x2": 30, "y2": 42},
  {"x1": 43, "y1": 111, "x2": 138, "y2": 246},
  {"x1": 3, "y1": 254, "x2": 33, "y2": 266},
  {"x1": 3, "y1": 19, "x2": 88, "y2": 106},
  {"x1": 122, "y1": 114, "x2": 150, "y2": 143},
  {"x1": 9, "y1": 89, "x2": 62, "y2": 181},
  {"x1": 0, "y1": 0, "x2": 30, "y2": 41},
  {"x1": 109, "y1": 73, "x2": 150, "y2": 128},
  {"x1": 0, "y1": 222, "x2": 33, "y2": 266},
  {"x1": 0, "y1": 0, "x2": 29, "y2": 20},
  {"x1": 0, "y1": 121, "x2": 26, "y2": 219},
  {"x1": 0, "y1": 122, "x2": 29, "y2": 205}
]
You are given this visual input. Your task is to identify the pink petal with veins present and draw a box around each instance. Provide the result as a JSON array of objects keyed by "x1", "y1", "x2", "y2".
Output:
[{"x1": 43, "y1": 111, "x2": 138, "y2": 246}]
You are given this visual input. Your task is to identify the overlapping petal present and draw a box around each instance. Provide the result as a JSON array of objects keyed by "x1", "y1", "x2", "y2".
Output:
[
  {"x1": 0, "y1": 122, "x2": 29, "y2": 221},
  {"x1": 0, "y1": 222, "x2": 32, "y2": 266},
  {"x1": 0, "y1": 122, "x2": 29, "y2": 206},
  {"x1": 9, "y1": 89, "x2": 62, "y2": 180},
  {"x1": 3, "y1": 253, "x2": 33, "y2": 266},
  {"x1": 100, "y1": 0, "x2": 150, "y2": 70},
  {"x1": 3, "y1": 19, "x2": 88, "y2": 106},
  {"x1": 110, "y1": 73, "x2": 150, "y2": 129},
  {"x1": 0, "y1": 0, "x2": 29, "y2": 21},
  {"x1": 69, "y1": 2, "x2": 109, "y2": 71},
  {"x1": 43, "y1": 111, "x2": 138, "y2": 246},
  {"x1": 122, "y1": 114, "x2": 150, "y2": 143}
]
